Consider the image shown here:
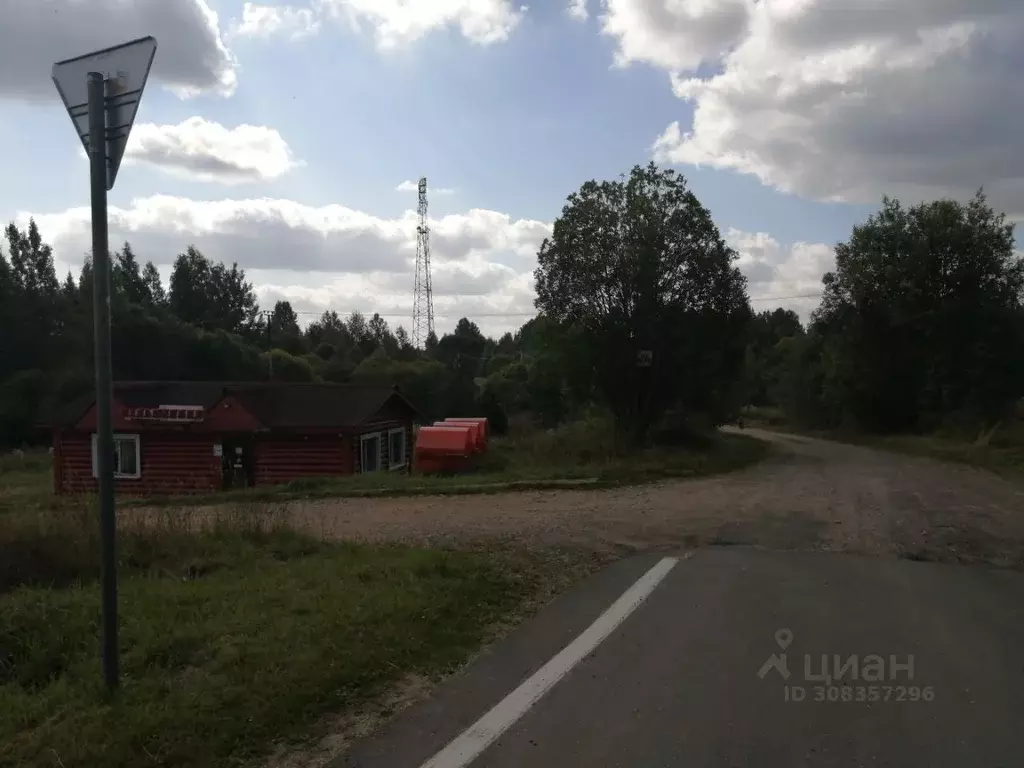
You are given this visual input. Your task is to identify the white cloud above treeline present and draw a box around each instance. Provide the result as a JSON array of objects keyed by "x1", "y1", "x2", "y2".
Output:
[{"x1": 22, "y1": 194, "x2": 836, "y2": 334}]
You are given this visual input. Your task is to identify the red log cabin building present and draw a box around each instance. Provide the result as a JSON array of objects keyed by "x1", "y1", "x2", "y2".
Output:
[{"x1": 50, "y1": 382, "x2": 423, "y2": 495}]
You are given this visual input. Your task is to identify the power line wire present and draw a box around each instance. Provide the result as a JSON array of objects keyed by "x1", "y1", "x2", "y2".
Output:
[
  {"x1": 751, "y1": 293, "x2": 824, "y2": 302},
  {"x1": 285, "y1": 292, "x2": 824, "y2": 319}
]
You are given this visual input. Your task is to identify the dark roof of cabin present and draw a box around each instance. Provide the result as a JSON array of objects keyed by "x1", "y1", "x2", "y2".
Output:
[
  {"x1": 229, "y1": 383, "x2": 420, "y2": 428},
  {"x1": 50, "y1": 381, "x2": 424, "y2": 430}
]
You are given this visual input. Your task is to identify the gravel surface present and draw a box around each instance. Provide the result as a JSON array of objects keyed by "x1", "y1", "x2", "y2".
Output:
[{"x1": 276, "y1": 429, "x2": 1024, "y2": 566}]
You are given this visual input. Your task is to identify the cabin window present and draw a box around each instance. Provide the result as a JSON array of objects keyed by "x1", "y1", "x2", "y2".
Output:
[
  {"x1": 360, "y1": 432, "x2": 382, "y2": 473},
  {"x1": 388, "y1": 427, "x2": 406, "y2": 470},
  {"x1": 91, "y1": 433, "x2": 141, "y2": 479}
]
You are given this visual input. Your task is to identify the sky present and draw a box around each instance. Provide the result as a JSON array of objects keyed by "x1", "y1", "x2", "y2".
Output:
[{"x1": 1, "y1": 0, "x2": 1022, "y2": 338}]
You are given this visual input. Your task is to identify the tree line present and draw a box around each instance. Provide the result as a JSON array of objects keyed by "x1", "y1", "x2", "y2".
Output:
[
  {"x1": 0, "y1": 220, "x2": 583, "y2": 445},
  {"x1": 1, "y1": 163, "x2": 1021, "y2": 449},
  {"x1": 745, "y1": 194, "x2": 1023, "y2": 437}
]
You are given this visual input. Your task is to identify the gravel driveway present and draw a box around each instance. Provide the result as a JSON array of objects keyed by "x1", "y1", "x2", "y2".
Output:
[{"x1": 280, "y1": 430, "x2": 1024, "y2": 566}]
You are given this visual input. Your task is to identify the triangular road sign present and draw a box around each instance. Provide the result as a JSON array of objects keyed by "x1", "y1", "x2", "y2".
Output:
[{"x1": 52, "y1": 36, "x2": 157, "y2": 191}]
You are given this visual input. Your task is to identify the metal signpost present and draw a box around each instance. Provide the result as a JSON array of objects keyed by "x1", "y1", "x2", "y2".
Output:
[{"x1": 52, "y1": 36, "x2": 157, "y2": 691}]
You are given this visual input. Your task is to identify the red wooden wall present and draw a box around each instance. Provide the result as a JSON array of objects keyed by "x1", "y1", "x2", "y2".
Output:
[
  {"x1": 57, "y1": 433, "x2": 220, "y2": 495},
  {"x1": 54, "y1": 416, "x2": 414, "y2": 494},
  {"x1": 254, "y1": 435, "x2": 353, "y2": 486}
]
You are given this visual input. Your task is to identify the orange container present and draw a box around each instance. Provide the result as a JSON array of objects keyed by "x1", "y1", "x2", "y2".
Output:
[
  {"x1": 415, "y1": 426, "x2": 474, "y2": 455},
  {"x1": 414, "y1": 425, "x2": 475, "y2": 474},
  {"x1": 444, "y1": 417, "x2": 489, "y2": 441},
  {"x1": 434, "y1": 420, "x2": 483, "y2": 451},
  {"x1": 414, "y1": 453, "x2": 473, "y2": 473}
]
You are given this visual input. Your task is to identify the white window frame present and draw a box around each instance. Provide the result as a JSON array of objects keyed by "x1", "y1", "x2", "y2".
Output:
[
  {"x1": 388, "y1": 427, "x2": 407, "y2": 470},
  {"x1": 359, "y1": 431, "x2": 383, "y2": 473},
  {"x1": 91, "y1": 433, "x2": 141, "y2": 480}
]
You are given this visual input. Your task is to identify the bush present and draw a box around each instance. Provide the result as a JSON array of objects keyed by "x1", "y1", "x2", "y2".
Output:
[
  {"x1": 477, "y1": 388, "x2": 508, "y2": 436},
  {"x1": 740, "y1": 405, "x2": 787, "y2": 427},
  {"x1": 0, "y1": 369, "x2": 45, "y2": 448},
  {"x1": 263, "y1": 349, "x2": 317, "y2": 382},
  {"x1": 502, "y1": 415, "x2": 618, "y2": 466},
  {"x1": 649, "y1": 410, "x2": 717, "y2": 449}
]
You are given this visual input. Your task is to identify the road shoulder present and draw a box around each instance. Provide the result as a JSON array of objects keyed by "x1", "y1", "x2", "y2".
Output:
[{"x1": 331, "y1": 553, "x2": 668, "y2": 768}]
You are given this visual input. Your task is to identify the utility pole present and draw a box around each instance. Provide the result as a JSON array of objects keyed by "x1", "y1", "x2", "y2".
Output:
[{"x1": 261, "y1": 309, "x2": 274, "y2": 380}]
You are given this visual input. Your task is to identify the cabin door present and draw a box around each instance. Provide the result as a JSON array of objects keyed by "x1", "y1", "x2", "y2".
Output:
[{"x1": 221, "y1": 438, "x2": 254, "y2": 490}]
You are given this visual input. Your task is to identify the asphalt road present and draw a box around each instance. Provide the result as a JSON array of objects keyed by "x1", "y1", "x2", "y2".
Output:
[{"x1": 338, "y1": 548, "x2": 1024, "y2": 768}]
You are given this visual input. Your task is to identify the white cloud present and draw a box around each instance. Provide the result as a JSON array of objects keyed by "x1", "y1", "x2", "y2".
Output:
[
  {"x1": 395, "y1": 180, "x2": 456, "y2": 196},
  {"x1": 727, "y1": 228, "x2": 834, "y2": 321},
  {"x1": 0, "y1": 0, "x2": 237, "y2": 101},
  {"x1": 568, "y1": 0, "x2": 589, "y2": 22},
  {"x1": 373, "y1": 254, "x2": 523, "y2": 298},
  {"x1": 23, "y1": 195, "x2": 551, "y2": 336},
  {"x1": 600, "y1": 0, "x2": 749, "y2": 71},
  {"x1": 318, "y1": 0, "x2": 528, "y2": 48},
  {"x1": 253, "y1": 273, "x2": 537, "y2": 337},
  {"x1": 251, "y1": 253, "x2": 537, "y2": 336},
  {"x1": 230, "y1": 2, "x2": 320, "y2": 40},
  {"x1": 125, "y1": 118, "x2": 302, "y2": 184},
  {"x1": 602, "y1": 0, "x2": 1024, "y2": 219}
]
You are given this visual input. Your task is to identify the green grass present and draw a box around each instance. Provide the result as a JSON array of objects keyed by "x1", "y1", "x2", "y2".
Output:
[
  {"x1": 123, "y1": 430, "x2": 770, "y2": 509},
  {"x1": 7, "y1": 417, "x2": 771, "y2": 511},
  {"x1": 0, "y1": 527, "x2": 590, "y2": 768},
  {"x1": 0, "y1": 441, "x2": 610, "y2": 768},
  {"x1": 851, "y1": 433, "x2": 1024, "y2": 477},
  {"x1": 2, "y1": 418, "x2": 771, "y2": 514},
  {"x1": 0, "y1": 451, "x2": 51, "y2": 502},
  {"x1": 0, "y1": 419, "x2": 768, "y2": 766},
  {"x1": 740, "y1": 406, "x2": 1024, "y2": 479}
]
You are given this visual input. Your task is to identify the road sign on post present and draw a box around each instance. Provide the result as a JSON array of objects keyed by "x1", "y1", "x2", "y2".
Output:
[
  {"x1": 51, "y1": 36, "x2": 157, "y2": 692},
  {"x1": 52, "y1": 36, "x2": 156, "y2": 190}
]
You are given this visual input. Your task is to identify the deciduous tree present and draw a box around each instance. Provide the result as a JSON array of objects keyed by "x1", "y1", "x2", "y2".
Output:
[
  {"x1": 809, "y1": 191, "x2": 1024, "y2": 433},
  {"x1": 534, "y1": 163, "x2": 750, "y2": 441}
]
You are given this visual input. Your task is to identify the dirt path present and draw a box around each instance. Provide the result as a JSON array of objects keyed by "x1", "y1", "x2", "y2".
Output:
[{"x1": 272, "y1": 430, "x2": 1024, "y2": 566}]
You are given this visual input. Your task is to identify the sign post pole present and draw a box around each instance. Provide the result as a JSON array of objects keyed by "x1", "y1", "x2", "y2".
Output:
[
  {"x1": 53, "y1": 35, "x2": 157, "y2": 692},
  {"x1": 87, "y1": 71, "x2": 119, "y2": 690}
]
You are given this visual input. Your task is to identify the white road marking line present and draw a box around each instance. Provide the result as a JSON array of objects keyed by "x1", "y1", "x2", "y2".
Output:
[{"x1": 419, "y1": 555, "x2": 680, "y2": 768}]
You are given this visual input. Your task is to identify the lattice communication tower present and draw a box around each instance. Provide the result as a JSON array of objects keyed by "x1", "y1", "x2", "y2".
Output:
[{"x1": 412, "y1": 177, "x2": 434, "y2": 347}]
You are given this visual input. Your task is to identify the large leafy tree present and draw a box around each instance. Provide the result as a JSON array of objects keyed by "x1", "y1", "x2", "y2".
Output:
[
  {"x1": 810, "y1": 192, "x2": 1024, "y2": 432},
  {"x1": 267, "y1": 300, "x2": 306, "y2": 356},
  {"x1": 744, "y1": 309, "x2": 804, "y2": 407},
  {"x1": 0, "y1": 242, "x2": 17, "y2": 384},
  {"x1": 169, "y1": 246, "x2": 259, "y2": 335},
  {"x1": 208, "y1": 261, "x2": 260, "y2": 335},
  {"x1": 271, "y1": 300, "x2": 300, "y2": 335},
  {"x1": 367, "y1": 312, "x2": 400, "y2": 357},
  {"x1": 168, "y1": 246, "x2": 211, "y2": 325},
  {"x1": 141, "y1": 261, "x2": 166, "y2": 306},
  {"x1": 434, "y1": 318, "x2": 487, "y2": 377},
  {"x1": 113, "y1": 243, "x2": 149, "y2": 305},
  {"x1": 3, "y1": 221, "x2": 60, "y2": 375},
  {"x1": 534, "y1": 162, "x2": 750, "y2": 441}
]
